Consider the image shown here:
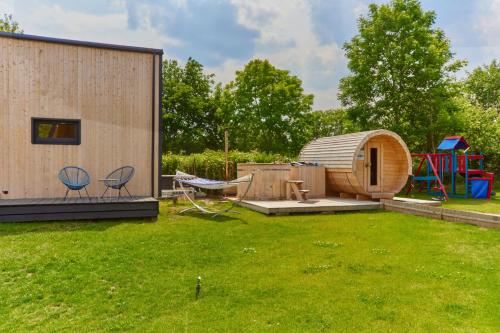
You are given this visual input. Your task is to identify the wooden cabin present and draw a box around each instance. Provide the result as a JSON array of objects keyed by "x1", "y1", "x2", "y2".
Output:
[
  {"x1": 299, "y1": 130, "x2": 412, "y2": 199},
  {"x1": 0, "y1": 32, "x2": 162, "y2": 221}
]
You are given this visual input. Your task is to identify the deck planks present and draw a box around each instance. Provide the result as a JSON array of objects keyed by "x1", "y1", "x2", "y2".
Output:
[
  {"x1": 232, "y1": 197, "x2": 381, "y2": 215},
  {"x1": 0, "y1": 196, "x2": 158, "y2": 222}
]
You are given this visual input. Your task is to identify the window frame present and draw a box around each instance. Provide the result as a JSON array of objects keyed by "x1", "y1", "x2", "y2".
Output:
[{"x1": 31, "y1": 117, "x2": 81, "y2": 145}]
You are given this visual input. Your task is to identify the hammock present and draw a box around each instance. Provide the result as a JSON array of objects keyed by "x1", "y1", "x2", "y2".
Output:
[
  {"x1": 174, "y1": 171, "x2": 253, "y2": 190},
  {"x1": 173, "y1": 171, "x2": 254, "y2": 217}
]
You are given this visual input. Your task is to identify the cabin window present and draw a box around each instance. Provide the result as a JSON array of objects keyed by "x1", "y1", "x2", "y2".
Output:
[
  {"x1": 31, "y1": 118, "x2": 81, "y2": 145},
  {"x1": 370, "y1": 147, "x2": 378, "y2": 186}
]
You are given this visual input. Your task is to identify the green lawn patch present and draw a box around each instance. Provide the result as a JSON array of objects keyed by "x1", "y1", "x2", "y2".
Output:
[
  {"x1": 0, "y1": 202, "x2": 499, "y2": 332},
  {"x1": 407, "y1": 189, "x2": 499, "y2": 214}
]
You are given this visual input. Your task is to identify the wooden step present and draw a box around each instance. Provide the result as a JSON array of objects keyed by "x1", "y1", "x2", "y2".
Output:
[
  {"x1": 356, "y1": 194, "x2": 371, "y2": 201},
  {"x1": 287, "y1": 180, "x2": 304, "y2": 184},
  {"x1": 371, "y1": 192, "x2": 395, "y2": 199},
  {"x1": 299, "y1": 189, "x2": 310, "y2": 193}
]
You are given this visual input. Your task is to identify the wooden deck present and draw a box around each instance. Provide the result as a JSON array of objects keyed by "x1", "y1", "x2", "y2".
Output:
[
  {"x1": 232, "y1": 197, "x2": 381, "y2": 215},
  {"x1": 0, "y1": 197, "x2": 159, "y2": 222}
]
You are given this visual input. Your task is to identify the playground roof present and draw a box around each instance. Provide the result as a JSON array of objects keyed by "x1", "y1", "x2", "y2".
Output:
[{"x1": 437, "y1": 136, "x2": 470, "y2": 150}]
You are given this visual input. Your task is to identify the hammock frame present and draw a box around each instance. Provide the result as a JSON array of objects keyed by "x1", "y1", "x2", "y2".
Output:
[{"x1": 175, "y1": 172, "x2": 255, "y2": 217}]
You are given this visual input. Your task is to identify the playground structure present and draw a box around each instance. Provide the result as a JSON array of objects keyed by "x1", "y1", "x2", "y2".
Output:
[{"x1": 407, "y1": 136, "x2": 495, "y2": 200}]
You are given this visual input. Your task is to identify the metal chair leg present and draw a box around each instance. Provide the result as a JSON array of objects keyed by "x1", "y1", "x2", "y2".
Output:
[
  {"x1": 78, "y1": 190, "x2": 82, "y2": 198},
  {"x1": 179, "y1": 207, "x2": 197, "y2": 214},
  {"x1": 101, "y1": 186, "x2": 109, "y2": 198},
  {"x1": 118, "y1": 188, "x2": 121, "y2": 201},
  {"x1": 84, "y1": 187, "x2": 91, "y2": 201},
  {"x1": 64, "y1": 189, "x2": 69, "y2": 201},
  {"x1": 124, "y1": 185, "x2": 132, "y2": 198}
]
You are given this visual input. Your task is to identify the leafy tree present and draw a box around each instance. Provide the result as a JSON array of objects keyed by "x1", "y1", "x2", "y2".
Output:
[
  {"x1": 0, "y1": 14, "x2": 22, "y2": 33},
  {"x1": 221, "y1": 59, "x2": 314, "y2": 155},
  {"x1": 339, "y1": 0, "x2": 465, "y2": 151},
  {"x1": 464, "y1": 60, "x2": 499, "y2": 112},
  {"x1": 461, "y1": 60, "x2": 499, "y2": 173},
  {"x1": 307, "y1": 109, "x2": 358, "y2": 139},
  {"x1": 162, "y1": 58, "x2": 221, "y2": 153},
  {"x1": 456, "y1": 97, "x2": 500, "y2": 174}
]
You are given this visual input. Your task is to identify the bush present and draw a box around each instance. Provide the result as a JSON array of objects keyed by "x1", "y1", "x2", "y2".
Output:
[{"x1": 162, "y1": 150, "x2": 293, "y2": 180}]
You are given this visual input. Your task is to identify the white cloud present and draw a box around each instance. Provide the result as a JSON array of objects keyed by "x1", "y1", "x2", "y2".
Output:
[
  {"x1": 8, "y1": 3, "x2": 178, "y2": 49},
  {"x1": 311, "y1": 87, "x2": 342, "y2": 110},
  {"x1": 0, "y1": 0, "x2": 14, "y2": 14},
  {"x1": 475, "y1": 0, "x2": 500, "y2": 46},
  {"x1": 206, "y1": 58, "x2": 246, "y2": 85},
  {"x1": 2, "y1": 0, "x2": 347, "y2": 109},
  {"x1": 353, "y1": 2, "x2": 370, "y2": 16},
  {"x1": 228, "y1": 0, "x2": 345, "y2": 109},
  {"x1": 6, "y1": 0, "x2": 495, "y2": 110}
]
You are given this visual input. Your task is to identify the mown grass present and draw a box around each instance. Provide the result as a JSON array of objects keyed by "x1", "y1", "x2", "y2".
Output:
[
  {"x1": 0, "y1": 202, "x2": 499, "y2": 332},
  {"x1": 441, "y1": 195, "x2": 500, "y2": 214},
  {"x1": 406, "y1": 188, "x2": 499, "y2": 214}
]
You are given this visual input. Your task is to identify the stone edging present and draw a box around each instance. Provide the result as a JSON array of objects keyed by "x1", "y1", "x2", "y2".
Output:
[{"x1": 381, "y1": 199, "x2": 500, "y2": 229}]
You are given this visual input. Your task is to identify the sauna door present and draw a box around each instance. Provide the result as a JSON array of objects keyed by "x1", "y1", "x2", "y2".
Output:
[{"x1": 366, "y1": 143, "x2": 381, "y2": 192}]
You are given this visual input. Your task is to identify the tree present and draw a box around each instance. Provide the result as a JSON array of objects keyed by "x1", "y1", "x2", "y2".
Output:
[
  {"x1": 162, "y1": 58, "x2": 221, "y2": 153},
  {"x1": 339, "y1": 0, "x2": 465, "y2": 151},
  {"x1": 461, "y1": 60, "x2": 499, "y2": 173},
  {"x1": 307, "y1": 109, "x2": 358, "y2": 139},
  {"x1": 464, "y1": 60, "x2": 499, "y2": 112},
  {"x1": 0, "y1": 14, "x2": 22, "y2": 33},
  {"x1": 221, "y1": 59, "x2": 314, "y2": 155},
  {"x1": 456, "y1": 97, "x2": 500, "y2": 174}
]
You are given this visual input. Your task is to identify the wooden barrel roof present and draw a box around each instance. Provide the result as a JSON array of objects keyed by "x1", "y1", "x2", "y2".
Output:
[{"x1": 299, "y1": 129, "x2": 412, "y2": 173}]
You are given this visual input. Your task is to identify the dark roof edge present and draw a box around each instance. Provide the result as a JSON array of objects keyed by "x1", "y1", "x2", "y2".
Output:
[{"x1": 0, "y1": 31, "x2": 164, "y2": 55}]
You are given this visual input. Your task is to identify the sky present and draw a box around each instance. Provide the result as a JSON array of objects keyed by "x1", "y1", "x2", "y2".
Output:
[{"x1": 1, "y1": 0, "x2": 498, "y2": 109}]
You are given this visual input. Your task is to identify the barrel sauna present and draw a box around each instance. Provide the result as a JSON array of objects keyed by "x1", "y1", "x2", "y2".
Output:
[{"x1": 299, "y1": 130, "x2": 412, "y2": 199}]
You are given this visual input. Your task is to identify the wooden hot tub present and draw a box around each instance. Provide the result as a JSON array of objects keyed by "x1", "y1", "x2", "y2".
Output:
[{"x1": 237, "y1": 163, "x2": 325, "y2": 200}]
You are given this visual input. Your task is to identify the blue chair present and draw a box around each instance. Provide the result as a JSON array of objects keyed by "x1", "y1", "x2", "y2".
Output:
[
  {"x1": 58, "y1": 166, "x2": 91, "y2": 200},
  {"x1": 101, "y1": 166, "x2": 135, "y2": 199}
]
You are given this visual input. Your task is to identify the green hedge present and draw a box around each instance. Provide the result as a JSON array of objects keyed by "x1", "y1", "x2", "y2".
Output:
[{"x1": 162, "y1": 150, "x2": 293, "y2": 180}]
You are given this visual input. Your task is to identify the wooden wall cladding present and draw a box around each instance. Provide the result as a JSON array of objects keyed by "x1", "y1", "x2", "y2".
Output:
[
  {"x1": 237, "y1": 163, "x2": 326, "y2": 200},
  {"x1": 289, "y1": 165, "x2": 326, "y2": 198},
  {"x1": 0, "y1": 38, "x2": 160, "y2": 199},
  {"x1": 237, "y1": 164, "x2": 291, "y2": 200}
]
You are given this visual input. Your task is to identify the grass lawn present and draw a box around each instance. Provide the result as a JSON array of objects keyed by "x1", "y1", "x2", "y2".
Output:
[
  {"x1": 0, "y1": 202, "x2": 499, "y2": 332},
  {"x1": 405, "y1": 188, "x2": 499, "y2": 214}
]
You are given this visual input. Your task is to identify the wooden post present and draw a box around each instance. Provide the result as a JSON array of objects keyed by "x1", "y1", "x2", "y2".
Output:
[{"x1": 224, "y1": 129, "x2": 229, "y2": 180}]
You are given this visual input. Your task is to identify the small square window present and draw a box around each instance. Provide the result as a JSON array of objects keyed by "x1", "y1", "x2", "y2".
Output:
[{"x1": 32, "y1": 118, "x2": 81, "y2": 145}]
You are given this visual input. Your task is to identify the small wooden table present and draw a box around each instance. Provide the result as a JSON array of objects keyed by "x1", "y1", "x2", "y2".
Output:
[{"x1": 286, "y1": 180, "x2": 310, "y2": 201}]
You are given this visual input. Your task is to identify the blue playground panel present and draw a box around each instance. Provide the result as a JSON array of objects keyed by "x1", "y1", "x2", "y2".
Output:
[
  {"x1": 437, "y1": 136, "x2": 469, "y2": 151},
  {"x1": 470, "y1": 179, "x2": 489, "y2": 199}
]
